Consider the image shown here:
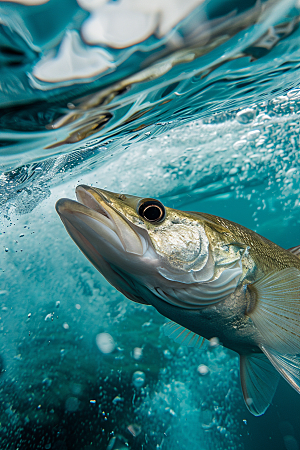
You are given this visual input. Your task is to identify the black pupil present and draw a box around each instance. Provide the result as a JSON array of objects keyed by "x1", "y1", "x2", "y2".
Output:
[
  {"x1": 144, "y1": 205, "x2": 162, "y2": 221},
  {"x1": 138, "y1": 200, "x2": 165, "y2": 222}
]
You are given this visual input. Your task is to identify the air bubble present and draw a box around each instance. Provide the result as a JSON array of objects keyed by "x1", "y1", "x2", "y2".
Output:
[
  {"x1": 233, "y1": 140, "x2": 247, "y2": 150},
  {"x1": 197, "y1": 364, "x2": 210, "y2": 376},
  {"x1": 287, "y1": 89, "x2": 300, "y2": 99},
  {"x1": 236, "y1": 108, "x2": 256, "y2": 124},
  {"x1": 96, "y1": 332, "x2": 115, "y2": 354},
  {"x1": 133, "y1": 347, "x2": 143, "y2": 360},
  {"x1": 247, "y1": 130, "x2": 260, "y2": 140},
  {"x1": 132, "y1": 371, "x2": 146, "y2": 388},
  {"x1": 209, "y1": 337, "x2": 219, "y2": 348}
]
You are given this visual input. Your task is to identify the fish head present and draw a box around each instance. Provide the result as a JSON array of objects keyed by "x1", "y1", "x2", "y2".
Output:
[{"x1": 56, "y1": 185, "x2": 242, "y2": 308}]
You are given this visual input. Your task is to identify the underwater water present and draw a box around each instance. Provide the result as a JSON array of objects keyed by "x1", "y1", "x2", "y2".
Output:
[{"x1": 2, "y1": 0, "x2": 300, "y2": 449}]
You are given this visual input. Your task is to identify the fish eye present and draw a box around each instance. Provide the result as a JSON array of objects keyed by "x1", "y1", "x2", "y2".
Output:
[{"x1": 138, "y1": 199, "x2": 165, "y2": 223}]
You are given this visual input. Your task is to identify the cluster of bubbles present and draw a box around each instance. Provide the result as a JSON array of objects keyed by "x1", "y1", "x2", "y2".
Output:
[{"x1": 3, "y1": 84, "x2": 300, "y2": 224}]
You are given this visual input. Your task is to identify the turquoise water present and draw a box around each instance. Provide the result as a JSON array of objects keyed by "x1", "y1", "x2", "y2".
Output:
[{"x1": 2, "y1": 1, "x2": 300, "y2": 449}]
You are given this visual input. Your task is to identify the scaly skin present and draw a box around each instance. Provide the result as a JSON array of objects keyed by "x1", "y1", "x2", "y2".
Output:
[{"x1": 56, "y1": 186, "x2": 300, "y2": 356}]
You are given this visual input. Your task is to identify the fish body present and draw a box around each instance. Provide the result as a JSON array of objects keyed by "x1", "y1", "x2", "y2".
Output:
[{"x1": 56, "y1": 186, "x2": 300, "y2": 416}]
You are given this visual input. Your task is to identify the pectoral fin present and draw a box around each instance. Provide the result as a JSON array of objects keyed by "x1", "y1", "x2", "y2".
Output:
[
  {"x1": 246, "y1": 268, "x2": 300, "y2": 404},
  {"x1": 261, "y1": 345, "x2": 300, "y2": 394},
  {"x1": 248, "y1": 268, "x2": 300, "y2": 354},
  {"x1": 240, "y1": 353, "x2": 280, "y2": 416},
  {"x1": 163, "y1": 321, "x2": 205, "y2": 349}
]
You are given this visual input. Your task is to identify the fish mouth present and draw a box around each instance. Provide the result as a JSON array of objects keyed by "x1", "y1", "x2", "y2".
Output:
[{"x1": 55, "y1": 185, "x2": 146, "y2": 257}]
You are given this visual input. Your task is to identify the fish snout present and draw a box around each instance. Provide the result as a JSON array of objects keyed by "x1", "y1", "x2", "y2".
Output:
[{"x1": 55, "y1": 198, "x2": 77, "y2": 216}]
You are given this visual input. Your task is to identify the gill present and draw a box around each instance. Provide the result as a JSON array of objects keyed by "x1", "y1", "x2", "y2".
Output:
[{"x1": 151, "y1": 238, "x2": 247, "y2": 309}]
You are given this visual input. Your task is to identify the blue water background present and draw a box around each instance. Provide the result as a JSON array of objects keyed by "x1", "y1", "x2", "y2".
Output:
[{"x1": 2, "y1": 0, "x2": 300, "y2": 449}]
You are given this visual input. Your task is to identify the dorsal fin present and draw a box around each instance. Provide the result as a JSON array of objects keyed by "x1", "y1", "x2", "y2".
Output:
[
  {"x1": 163, "y1": 321, "x2": 205, "y2": 349},
  {"x1": 288, "y1": 245, "x2": 300, "y2": 258}
]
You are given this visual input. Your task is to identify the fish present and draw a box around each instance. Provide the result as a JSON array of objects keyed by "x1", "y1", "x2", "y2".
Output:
[{"x1": 55, "y1": 185, "x2": 300, "y2": 416}]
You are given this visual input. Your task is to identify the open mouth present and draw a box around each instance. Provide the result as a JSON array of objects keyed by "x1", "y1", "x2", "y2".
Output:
[
  {"x1": 76, "y1": 185, "x2": 112, "y2": 224},
  {"x1": 55, "y1": 185, "x2": 146, "y2": 256}
]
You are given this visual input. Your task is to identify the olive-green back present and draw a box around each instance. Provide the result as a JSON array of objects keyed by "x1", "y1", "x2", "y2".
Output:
[{"x1": 189, "y1": 211, "x2": 300, "y2": 273}]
